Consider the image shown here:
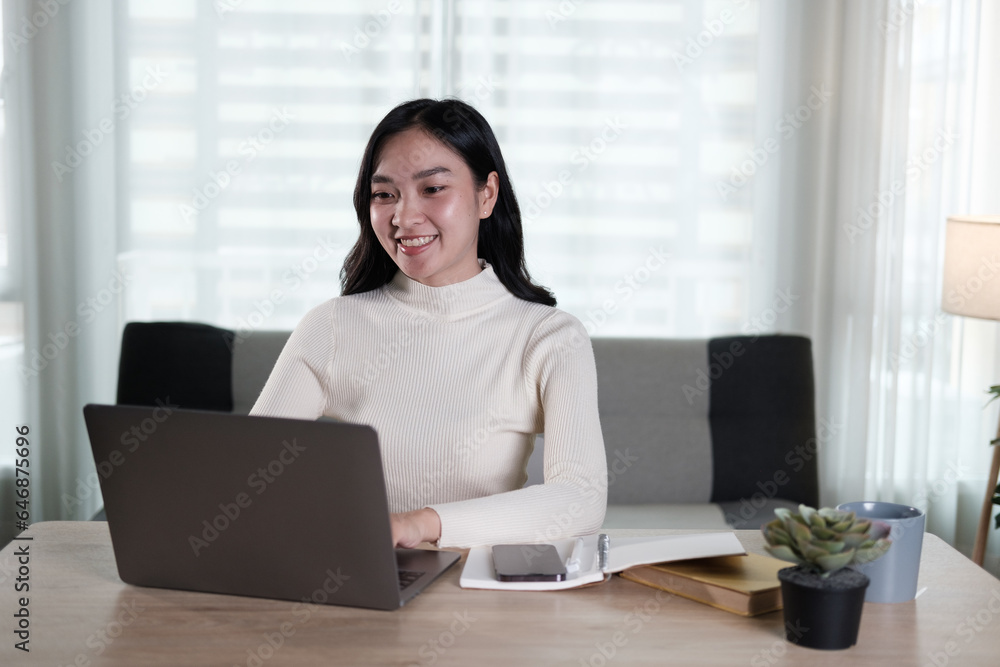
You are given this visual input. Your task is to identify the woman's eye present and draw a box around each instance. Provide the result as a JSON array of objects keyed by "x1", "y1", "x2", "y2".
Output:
[
  {"x1": 372, "y1": 191, "x2": 393, "y2": 200},
  {"x1": 424, "y1": 186, "x2": 444, "y2": 194}
]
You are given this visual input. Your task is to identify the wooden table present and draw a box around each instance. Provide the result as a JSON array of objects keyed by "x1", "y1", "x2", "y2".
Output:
[{"x1": 1, "y1": 522, "x2": 998, "y2": 666}]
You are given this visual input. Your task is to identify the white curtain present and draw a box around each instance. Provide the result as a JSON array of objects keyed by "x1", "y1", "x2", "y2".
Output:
[
  {"x1": 807, "y1": 0, "x2": 1000, "y2": 575},
  {"x1": 2, "y1": 0, "x2": 999, "y2": 575},
  {"x1": 1, "y1": 0, "x2": 119, "y2": 528}
]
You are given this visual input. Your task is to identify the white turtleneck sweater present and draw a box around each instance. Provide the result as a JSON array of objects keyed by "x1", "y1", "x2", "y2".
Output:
[{"x1": 249, "y1": 261, "x2": 607, "y2": 547}]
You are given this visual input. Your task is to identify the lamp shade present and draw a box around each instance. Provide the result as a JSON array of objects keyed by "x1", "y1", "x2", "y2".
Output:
[{"x1": 941, "y1": 215, "x2": 1000, "y2": 321}]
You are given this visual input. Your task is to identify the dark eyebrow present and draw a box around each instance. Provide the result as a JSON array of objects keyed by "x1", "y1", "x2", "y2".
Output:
[
  {"x1": 370, "y1": 166, "x2": 452, "y2": 186},
  {"x1": 413, "y1": 166, "x2": 452, "y2": 179}
]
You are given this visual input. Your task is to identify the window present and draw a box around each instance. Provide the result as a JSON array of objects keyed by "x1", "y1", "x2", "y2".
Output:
[{"x1": 120, "y1": 0, "x2": 762, "y2": 338}]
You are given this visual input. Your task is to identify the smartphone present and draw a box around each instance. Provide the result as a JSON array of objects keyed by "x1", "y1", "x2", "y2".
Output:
[{"x1": 492, "y1": 544, "x2": 567, "y2": 582}]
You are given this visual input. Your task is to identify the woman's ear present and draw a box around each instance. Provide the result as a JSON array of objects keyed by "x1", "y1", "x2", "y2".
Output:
[{"x1": 479, "y1": 171, "x2": 500, "y2": 219}]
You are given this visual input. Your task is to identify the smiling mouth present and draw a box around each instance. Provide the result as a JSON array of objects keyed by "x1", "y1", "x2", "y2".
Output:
[{"x1": 398, "y1": 235, "x2": 438, "y2": 248}]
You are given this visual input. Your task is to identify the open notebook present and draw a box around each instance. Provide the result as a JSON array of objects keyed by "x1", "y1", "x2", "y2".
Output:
[{"x1": 460, "y1": 532, "x2": 746, "y2": 591}]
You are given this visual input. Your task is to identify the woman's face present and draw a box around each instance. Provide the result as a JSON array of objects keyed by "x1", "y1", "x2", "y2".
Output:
[{"x1": 370, "y1": 128, "x2": 498, "y2": 287}]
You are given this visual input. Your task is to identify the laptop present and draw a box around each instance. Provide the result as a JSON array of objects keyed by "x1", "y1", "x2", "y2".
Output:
[{"x1": 82, "y1": 404, "x2": 460, "y2": 611}]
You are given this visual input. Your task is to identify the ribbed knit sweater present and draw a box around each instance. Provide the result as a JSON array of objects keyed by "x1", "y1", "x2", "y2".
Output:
[{"x1": 249, "y1": 262, "x2": 607, "y2": 547}]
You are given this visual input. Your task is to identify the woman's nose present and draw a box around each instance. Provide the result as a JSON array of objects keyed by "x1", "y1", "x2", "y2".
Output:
[{"x1": 393, "y1": 196, "x2": 423, "y2": 228}]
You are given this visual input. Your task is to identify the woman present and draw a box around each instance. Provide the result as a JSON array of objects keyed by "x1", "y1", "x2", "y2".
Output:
[{"x1": 251, "y1": 98, "x2": 607, "y2": 548}]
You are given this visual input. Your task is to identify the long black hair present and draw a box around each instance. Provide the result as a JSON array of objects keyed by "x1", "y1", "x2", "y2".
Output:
[{"x1": 340, "y1": 98, "x2": 556, "y2": 306}]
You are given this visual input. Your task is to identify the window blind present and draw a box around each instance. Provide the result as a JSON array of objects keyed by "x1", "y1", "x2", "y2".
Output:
[{"x1": 120, "y1": 0, "x2": 760, "y2": 338}]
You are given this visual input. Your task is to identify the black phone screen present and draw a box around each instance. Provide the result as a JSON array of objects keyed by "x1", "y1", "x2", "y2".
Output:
[{"x1": 492, "y1": 544, "x2": 567, "y2": 582}]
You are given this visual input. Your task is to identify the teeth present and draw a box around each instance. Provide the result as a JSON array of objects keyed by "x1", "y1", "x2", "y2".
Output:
[{"x1": 399, "y1": 236, "x2": 436, "y2": 247}]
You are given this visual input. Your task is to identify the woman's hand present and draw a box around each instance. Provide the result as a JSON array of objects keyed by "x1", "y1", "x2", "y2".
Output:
[{"x1": 390, "y1": 508, "x2": 442, "y2": 548}]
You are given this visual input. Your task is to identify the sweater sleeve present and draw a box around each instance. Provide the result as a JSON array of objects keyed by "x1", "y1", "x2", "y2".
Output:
[
  {"x1": 428, "y1": 312, "x2": 608, "y2": 547},
  {"x1": 249, "y1": 302, "x2": 335, "y2": 420}
]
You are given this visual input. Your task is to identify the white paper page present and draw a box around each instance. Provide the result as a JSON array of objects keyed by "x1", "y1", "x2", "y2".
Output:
[{"x1": 606, "y1": 532, "x2": 745, "y2": 572}]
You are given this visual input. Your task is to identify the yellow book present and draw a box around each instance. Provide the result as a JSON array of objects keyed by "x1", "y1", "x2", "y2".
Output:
[{"x1": 619, "y1": 553, "x2": 786, "y2": 617}]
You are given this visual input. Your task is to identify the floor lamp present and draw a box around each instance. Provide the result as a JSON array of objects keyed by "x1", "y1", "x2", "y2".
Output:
[{"x1": 940, "y1": 214, "x2": 1000, "y2": 567}]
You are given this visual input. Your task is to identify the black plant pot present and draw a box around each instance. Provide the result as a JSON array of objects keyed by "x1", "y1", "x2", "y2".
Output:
[{"x1": 777, "y1": 566, "x2": 869, "y2": 650}]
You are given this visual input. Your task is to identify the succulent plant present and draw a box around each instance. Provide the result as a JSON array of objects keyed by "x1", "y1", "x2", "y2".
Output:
[{"x1": 762, "y1": 505, "x2": 892, "y2": 577}]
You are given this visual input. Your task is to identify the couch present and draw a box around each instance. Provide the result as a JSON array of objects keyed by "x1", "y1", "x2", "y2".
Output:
[{"x1": 108, "y1": 322, "x2": 819, "y2": 530}]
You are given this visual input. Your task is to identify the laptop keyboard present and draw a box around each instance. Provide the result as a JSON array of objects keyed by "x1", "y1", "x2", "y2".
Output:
[{"x1": 398, "y1": 569, "x2": 424, "y2": 590}]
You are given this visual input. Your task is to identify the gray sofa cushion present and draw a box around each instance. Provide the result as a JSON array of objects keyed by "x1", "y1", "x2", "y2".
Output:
[
  {"x1": 592, "y1": 338, "x2": 713, "y2": 504},
  {"x1": 706, "y1": 336, "x2": 818, "y2": 507},
  {"x1": 588, "y1": 336, "x2": 818, "y2": 510},
  {"x1": 110, "y1": 323, "x2": 819, "y2": 531},
  {"x1": 231, "y1": 331, "x2": 291, "y2": 415},
  {"x1": 116, "y1": 321, "x2": 235, "y2": 411}
]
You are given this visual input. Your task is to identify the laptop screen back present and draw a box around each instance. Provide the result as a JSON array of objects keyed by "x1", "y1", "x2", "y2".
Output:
[{"x1": 83, "y1": 404, "x2": 404, "y2": 610}]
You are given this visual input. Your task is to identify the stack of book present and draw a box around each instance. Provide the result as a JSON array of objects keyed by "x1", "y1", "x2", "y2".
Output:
[{"x1": 619, "y1": 553, "x2": 787, "y2": 617}]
